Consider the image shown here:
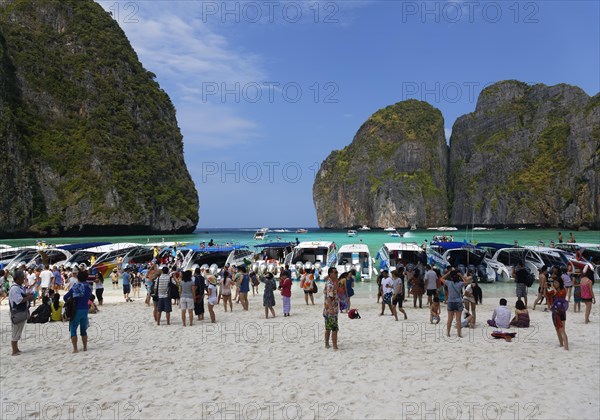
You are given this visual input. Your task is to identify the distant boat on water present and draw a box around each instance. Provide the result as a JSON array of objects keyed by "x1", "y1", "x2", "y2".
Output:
[
  {"x1": 358, "y1": 225, "x2": 371, "y2": 231},
  {"x1": 347, "y1": 230, "x2": 357, "y2": 237},
  {"x1": 295, "y1": 228, "x2": 308, "y2": 234}
]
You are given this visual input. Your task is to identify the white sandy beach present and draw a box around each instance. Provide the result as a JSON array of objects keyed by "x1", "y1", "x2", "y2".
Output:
[{"x1": 1, "y1": 283, "x2": 599, "y2": 419}]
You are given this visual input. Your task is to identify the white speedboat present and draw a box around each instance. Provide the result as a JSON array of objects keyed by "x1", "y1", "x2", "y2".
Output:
[
  {"x1": 336, "y1": 244, "x2": 373, "y2": 280},
  {"x1": 285, "y1": 241, "x2": 337, "y2": 280},
  {"x1": 388, "y1": 230, "x2": 403, "y2": 237},
  {"x1": 410, "y1": 224, "x2": 417, "y2": 231},
  {"x1": 253, "y1": 228, "x2": 269, "y2": 241},
  {"x1": 358, "y1": 225, "x2": 371, "y2": 231},
  {"x1": 295, "y1": 228, "x2": 308, "y2": 234},
  {"x1": 376, "y1": 242, "x2": 425, "y2": 272},
  {"x1": 437, "y1": 227, "x2": 458, "y2": 231},
  {"x1": 384, "y1": 227, "x2": 396, "y2": 232},
  {"x1": 347, "y1": 230, "x2": 357, "y2": 237}
]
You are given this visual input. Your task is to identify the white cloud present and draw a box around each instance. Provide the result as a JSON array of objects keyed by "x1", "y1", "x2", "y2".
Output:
[{"x1": 95, "y1": 1, "x2": 264, "y2": 148}]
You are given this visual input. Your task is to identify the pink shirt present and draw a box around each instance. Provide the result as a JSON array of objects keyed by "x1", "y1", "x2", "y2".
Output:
[{"x1": 280, "y1": 278, "x2": 292, "y2": 297}]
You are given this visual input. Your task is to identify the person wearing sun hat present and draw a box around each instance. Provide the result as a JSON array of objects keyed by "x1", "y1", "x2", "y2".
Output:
[{"x1": 206, "y1": 273, "x2": 217, "y2": 323}]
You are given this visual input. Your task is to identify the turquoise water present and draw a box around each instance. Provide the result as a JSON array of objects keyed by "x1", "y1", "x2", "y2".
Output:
[{"x1": 1, "y1": 228, "x2": 598, "y2": 256}]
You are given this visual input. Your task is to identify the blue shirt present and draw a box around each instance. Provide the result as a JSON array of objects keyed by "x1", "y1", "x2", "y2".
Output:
[
  {"x1": 64, "y1": 282, "x2": 92, "y2": 310},
  {"x1": 122, "y1": 272, "x2": 131, "y2": 286}
]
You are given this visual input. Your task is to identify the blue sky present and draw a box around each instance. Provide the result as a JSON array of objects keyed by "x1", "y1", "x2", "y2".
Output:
[{"x1": 97, "y1": 1, "x2": 599, "y2": 228}]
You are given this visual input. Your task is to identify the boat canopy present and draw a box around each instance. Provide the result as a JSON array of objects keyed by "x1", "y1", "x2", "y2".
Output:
[
  {"x1": 476, "y1": 242, "x2": 514, "y2": 251},
  {"x1": 431, "y1": 241, "x2": 477, "y2": 250},
  {"x1": 57, "y1": 242, "x2": 111, "y2": 252}
]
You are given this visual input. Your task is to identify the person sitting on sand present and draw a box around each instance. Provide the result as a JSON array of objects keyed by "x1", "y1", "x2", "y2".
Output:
[
  {"x1": 509, "y1": 300, "x2": 530, "y2": 328},
  {"x1": 28, "y1": 295, "x2": 51, "y2": 324},
  {"x1": 461, "y1": 308, "x2": 474, "y2": 329},
  {"x1": 88, "y1": 295, "x2": 99, "y2": 314},
  {"x1": 487, "y1": 298, "x2": 511, "y2": 329},
  {"x1": 50, "y1": 293, "x2": 64, "y2": 322},
  {"x1": 430, "y1": 296, "x2": 440, "y2": 324}
]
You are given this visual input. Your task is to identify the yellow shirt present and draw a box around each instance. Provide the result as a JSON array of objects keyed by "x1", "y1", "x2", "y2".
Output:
[{"x1": 50, "y1": 302, "x2": 63, "y2": 321}]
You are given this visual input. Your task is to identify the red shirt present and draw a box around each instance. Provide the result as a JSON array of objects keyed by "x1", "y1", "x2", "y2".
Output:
[{"x1": 280, "y1": 278, "x2": 292, "y2": 297}]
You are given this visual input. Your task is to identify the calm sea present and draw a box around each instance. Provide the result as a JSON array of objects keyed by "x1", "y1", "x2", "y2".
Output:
[{"x1": 1, "y1": 227, "x2": 598, "y2": 252}]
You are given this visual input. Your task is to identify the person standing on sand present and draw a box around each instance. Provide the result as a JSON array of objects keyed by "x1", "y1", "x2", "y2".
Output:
[
  {"x1": 411, "y1": 268, "x2": 425, "y2": 308},
  {"x1": 533, "y1": 266, "x2": 548, "y2": 311},
  {"x1": 111, "y1": 268, "x2": 119, "y2": 290},
  {"x1": 337, "y1": 272, "x2": 349, "y2": 313},
  {"x1": 347, "y1": 269, "x2": 356, "y2": 308},
  {"x1": 424, "y1": 264, "x2": 438, "y2": 305},
  {"x1": 179, "y1": 270, "x2": 196, "y2": 327},
  {"x1": 64, "y1": 270, "x2": 92, "y2": 353},
  {"x1": 193, "y1": 267, "x2": 205, "y2": 321},
  {"x1": 94, "y1": 272, "x2": 104, "y2": 306},
  {"x1": 380, "y1": 270, "x2": 398, "y2": 320},
  {"x1": 391, "y1": 270, "x2": 407, "y2": 320},
  {"x1": 580, "y1": 270, "x2": 596, "y2": 324},
  {"x1": 323, "y1": 267, "x2": 340, "y2": 350},
  {"x1": 513, "y1": 261, "x2": 529, "y2": 308},
  {"x1": 561, "y1": 267, "x2": 573, "y2": 302},
  {"x1": 122, "y1": 268, "x2": 132, "y2": 302},
  {"x1": 221, "y1": 270, "x2": 233, "y2": 312},
  {"x1": 155, "y1": 266, "x2": 172, "y2": 326},
  {"x1": 206, "y1": 274, "x2": 217, "y2": 323},
  {"x1": 261, "y1": 272, "x2": 277, "y2": 318},
  {"x1": 146, "y1": 262, "x2": 161, "y2": 306},
  {"x1": 301, "y1": 269, "x2": 316, "y2": 305},
  {"x1": 440, "y1": 268, "x2": 470, "y2": 338},
  {"x1": 280, "y1": 272, "x2": 292, "y2": 316},
  {"x1": 9, "y1": 270, "x2": 34, "y2": 356},
  {"x1": 548, "y1": 277, "x2": 569, "y2": 350},
  {"x1": 238, "y1": 265, "x2": 250, "y2": 311}
]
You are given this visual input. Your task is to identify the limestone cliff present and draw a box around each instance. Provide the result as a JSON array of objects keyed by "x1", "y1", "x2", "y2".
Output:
[
  {"x1": 449, "y1": 81, "x2": 599, "y2": 228},
  {"x1": 0, "y1": 0, "x2": 199, "y2": 237},
  {"x1": 313, "y1": 100, "x2": 449, "y2": 228}
]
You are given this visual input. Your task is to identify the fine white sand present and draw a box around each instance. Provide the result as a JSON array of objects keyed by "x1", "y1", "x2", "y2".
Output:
[{"x1": 1, "y1": 283, "x2": 599, "y2": 419}]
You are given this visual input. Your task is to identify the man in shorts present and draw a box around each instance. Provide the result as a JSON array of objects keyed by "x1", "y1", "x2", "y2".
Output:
[
  {"x1": 122, "y1": 268, "x2": 132, "y2": 302},
  {"x1": 424, "y1": 264, "x2": 438, "y2": 306},
  {"x1": 513, "y1": 261, "x2": 529, "y2": 308},
  {"x1": 323, "y1": 267, "x2": 340, "y2": 350}
]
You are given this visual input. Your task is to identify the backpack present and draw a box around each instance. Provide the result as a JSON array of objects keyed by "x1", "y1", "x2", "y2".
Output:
[
  {"x1": 525, "y1": 272, "x2": 535, "y2": 288},
  {"x1": 64, "y1": 296, "x2": 76, "y2": 319}
]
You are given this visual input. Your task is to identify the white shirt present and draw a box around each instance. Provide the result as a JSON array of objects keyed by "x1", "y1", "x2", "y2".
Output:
[
  {"x1": 40, "y1": 269, "x2": 53, "y2": 288},
  {"x1": 492, "y1": 306, "x2": 511, "y2": 329},
  {"x1": 66, "y1": 275, "x2": 78, "y2": 290},
  {"x1": 425, "y1": 270, "x2": 438, "y2": 290},
  {"x1": 27, "y1": 273, "x2": 36, "y2": 291},
  {"x1": 392, "y1": 277, "x2": 403, "y2": 295},
  {"x1": 381, "y1": 277, "x2": 394, "y2": 295}
]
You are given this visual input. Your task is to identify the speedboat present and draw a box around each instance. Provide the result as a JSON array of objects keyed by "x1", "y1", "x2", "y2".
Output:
[
  {"x1": 336, "y1": 244, "x2": 373, "y2": 280},
  {"x1": 182, "y1": 245, "x2": 255, "y2": 272},
  {"x1": 272, "y1": 229, "x2": 291, "y2": 233},
  {"x1": 64, "y1": 243, "x2": 136, "y2": 271},
  {"x1": 0, "y1": 247, "x2": 35, "y2": 270},
  {"x1": 376, "y1": 242, "x2": 425, "y2": 272},
  {"x1": 253, "y1": 228, "x2": 269, "y2": 241},
  {"x1": 4, "y1": 244, "x2": 79, "y2": 271},
  {"x1": 252, "y1": 242, "x2": 295, "y2": 274},
  {"x1": 359, "y1": 225, "x2": 371, "y2": 231},
  {"x1": 295, "y1": 228, "x2": 308, "y2": 234},
  {"x1": 347, "y1": 230, "x2": 357, "y2": 237},
  {"x1": 388, "y1": 230, "x2": 403, "y2": 237},
  {"x1": 89, "y1": 243, "x2": 143, "y2": 277},
  {"x1": 437, "y1": 227, "x2": 458, "y2": 231},
  {"x1": 410, "y1": 224, "x2": 417, "y2": 231},
  {"x1": 284, "y1": 241, "x2": 337, "y2": 280},
  {"x1": 481, "y1": 246, "x2": 545, "y2": 282},
  {"x1": 430, "y1": 241, "x2": 494, "y2": 282},
  {"x1": 553, "y1": 243, "x2": 600, "y2": 277},
  {"x1": 384, "y1": 227, "x2": 396, "y2": 232}
]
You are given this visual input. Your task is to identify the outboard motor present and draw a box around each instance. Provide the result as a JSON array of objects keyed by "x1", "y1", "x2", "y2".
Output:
[
  {"x1": 467, "y1": 264, "x2": 478, "y2": 281},
  {"x1": 476, "y1": 264, "x2": 488, "y2": 282},
  {"x1": 457, "y1": 264, "x2": 466, "y2": 275}
]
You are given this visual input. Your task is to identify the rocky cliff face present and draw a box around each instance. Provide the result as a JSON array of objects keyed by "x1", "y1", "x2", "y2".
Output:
[
  {"x1": 449, "y1": 81, "x2": 599, "y2": 228},
  {"x1": 313, "y1": 100, "x2": 449, "y2": 228},
  {"x1": 0, "y1": 0, "x2": 199, "y2": 237}
]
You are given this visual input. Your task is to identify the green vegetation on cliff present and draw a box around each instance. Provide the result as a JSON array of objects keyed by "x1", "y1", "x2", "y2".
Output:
[{"x1": 0, "y1": 0, "x2": 199, "y2": 235}]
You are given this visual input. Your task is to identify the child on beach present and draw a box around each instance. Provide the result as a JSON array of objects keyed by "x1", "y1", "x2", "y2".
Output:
[
  {"x1": 430, "y1": 296, "x2": 440, "y2": 324},
  {"x1": 88, "y1": 295, "x2": 99, "y2": 314}
]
